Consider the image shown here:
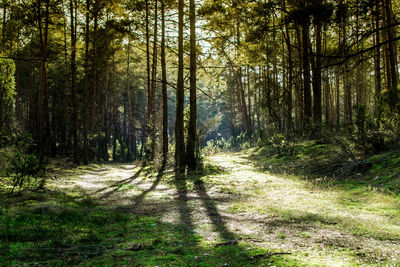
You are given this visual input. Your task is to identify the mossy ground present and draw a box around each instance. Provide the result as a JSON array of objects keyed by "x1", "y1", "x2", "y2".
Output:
[{"x1": 1, "y1": 147, "x2": 399, "y2": 266}]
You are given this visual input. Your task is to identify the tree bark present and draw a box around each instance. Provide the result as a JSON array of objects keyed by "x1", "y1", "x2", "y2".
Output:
[
  {"x1": 149, "y1": 0, "x2": 158, "y2": 160},
  {"x1": 187, "y1": 0, "x2": 197, "y2": 170},
  {"x1": 145, "y1": 0, "x2": 151, "y2": 158},
  {"x1": 37, "y1": 0, "x2": 51, "y2": 157},
  {"x1": 175, "y1": 0, "x2": 185, "y2": 171},
  {"x1": 112, "y1": 52, "x2": 118, "y2": 161},
  {"x1": 373, "y1": 0, "x2": 382, "y2": 116},
  {"x1": 70, "y1": 0, "x2": 79, "y2": 163},
  {"x1": 383, "y1": 0, "x2": 398, "y2": 109},
  {"x1": 342, "y1": 19, "x2": 352, "y2": 124},
  {"x1": 313, "y1": 20, "x2": 322, "y2": 123},
  {"x1": 284, "y1": 20, "x2": 293, "y2": 138},
  {"x1": 82, "y1": 0, "x2": 90, "y2": 164},
  {"x1": 302, "y1": 18, "x2": 312, "y2": 124},
  {"x1": 161, "y1": 0, "x2": 168, "y2": 166}
]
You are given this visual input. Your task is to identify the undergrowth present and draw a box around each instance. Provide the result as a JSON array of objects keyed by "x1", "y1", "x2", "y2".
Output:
[{"x1": 251, "y1": 140, "x2": 400, "y2": 195}]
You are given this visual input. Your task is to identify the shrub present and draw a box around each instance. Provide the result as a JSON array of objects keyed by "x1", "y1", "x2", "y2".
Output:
[
  {"x1": 352, "y1": 104, "x2": 386, "y2": 154},
  {"x1": 380, "y1": 105, "x2": 400, "y2": 149},
  {"x1": 6, "y1": 152, "x2": 48, "y2": 193},
  {"x1": 269, "y1": 134, "x2": 293, "y2": 156}
]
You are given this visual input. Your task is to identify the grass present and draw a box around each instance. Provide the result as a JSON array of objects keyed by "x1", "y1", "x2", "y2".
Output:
[
  {"x1": 252, "y1": 141, "x2": 400, "y2": 194},
  {"x1": 0, "y1": 189, "x2": 301, "y2": 266},
  {"x1": 1, "y1": 145, "x2": 400, "y2": 266},
  {"x1": 207, "y1": 151, "x2": 400, "y2": 265}
]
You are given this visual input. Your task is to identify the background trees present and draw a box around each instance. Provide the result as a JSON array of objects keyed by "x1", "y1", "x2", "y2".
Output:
[{"x1": 0, "y1": 0, "x2": 399, "y2": 166}]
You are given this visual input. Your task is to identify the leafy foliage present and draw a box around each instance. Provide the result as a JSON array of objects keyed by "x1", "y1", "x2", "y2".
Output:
[
  {"x1": 6, "y1": 152, "x2": 48, "y2": 193},
  {"x1": 0, "y1": 57, "x2": 16, "y2": 132}
]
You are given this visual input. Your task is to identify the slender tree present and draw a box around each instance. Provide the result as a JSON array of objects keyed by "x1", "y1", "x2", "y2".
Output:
[
  {"x1": 82, "y1": 0, "x2": 90, "y2": 164},
  {"x1": 187, "y1": 0, "x2": 198, "y2": 170},
  {"x1": 161, "y1": 0, "x2": 168, "y2": 166},
  {"x1": 70, "y1": 0, "x2": 78, "y2": 163},
  {"x1": 37, "y1": 0, "x2": 51, "y2": 156},
  {"x1": 301, "y1": 8, "x2": 312, "y2": 124},
  {"x1": 175, "y1": 0, "x2": 185, "y2": 171},
  {"x1": 149, "y1": 0, "x2": 158, "y2": 160}
]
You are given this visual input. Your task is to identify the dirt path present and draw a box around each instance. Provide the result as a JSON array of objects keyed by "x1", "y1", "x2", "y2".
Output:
[{"x1": 55, "y1": 153, "x2": 400, "y2": 266}]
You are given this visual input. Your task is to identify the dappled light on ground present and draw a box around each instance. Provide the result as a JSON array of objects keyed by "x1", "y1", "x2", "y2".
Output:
[{"x1": 1, "y1": 152, "x2": 399, "y2": 266}]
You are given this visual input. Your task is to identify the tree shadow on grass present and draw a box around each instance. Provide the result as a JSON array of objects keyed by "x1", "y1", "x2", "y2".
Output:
[
  {"x1": 132, "y1": 167, "x2": 164, "y2": 208},
  {"x1": 173, "y1": 172, "x2": 195, "y2": 233},
  {"x1": 88, "y1": 166, "x2": 144, "y2": 199},
  {"x1": 191, "y1": 173, "x2": 236, "y2": 241},
  {"x1": 0, "y1": 163, "x2": 304, "y2": 266}
]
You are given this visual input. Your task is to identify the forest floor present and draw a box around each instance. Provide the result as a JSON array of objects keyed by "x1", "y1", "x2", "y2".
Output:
[{"x1": 1, "y1": 150, "x2": 400, "y2": 266}]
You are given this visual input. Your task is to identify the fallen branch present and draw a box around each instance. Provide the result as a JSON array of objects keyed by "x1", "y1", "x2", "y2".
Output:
[
  {"x1": 250, "y1": 252, "x2": 292, "y2": 259},
  {"x1": 214, "y1": 239, "x2": 239, "y2": 247}
]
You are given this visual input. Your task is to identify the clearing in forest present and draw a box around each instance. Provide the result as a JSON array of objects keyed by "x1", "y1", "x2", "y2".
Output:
[{"x1": 1, "y1": 151, "x2": 399, "y2": 266}]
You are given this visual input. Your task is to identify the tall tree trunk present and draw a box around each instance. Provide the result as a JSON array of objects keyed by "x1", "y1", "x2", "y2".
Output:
[
  {"x1": 91, "y1": 9, "x2": 98, "y2": 161},
  {"x1": 103, "y1": 63, "x2": 110, "y2": 161},
  {"x1": 126, "y1": 26, "x2": 135, "y2": 162},
  {"x1": 145, "y1": 0, "x2": 151, "y2": 158},
  {"x1": 82, "y1": 0, "x2": 90, "y2": 164},
  {"x1": 29, "y1": 62, "x2": 36, "y2": 136},
  {"x1": 175, "y1": 0, "x2": 185, "y2": 171},
  {"x1": 246, "y1": 66, "x2": 252, "y2": 131},
  {"x1": 37, "y1": 0, "x2": 51, "y2": 157},
  {"x1": 302, "y1": 18, "x2": 312, "y2": 124},
  {"x1": 313, "y1": 20, "x2": 322, "y2": 123},
  {"x1": 161, "y1": 0, "x2": 168, "y2": 166},
  {"x1": 61, "y1": 0, "x2": 68, "y2": 156},
  {"x1": 383, "y1": 0, "x2": 398, "y2": 109},
  {"x1": 187, "y1": 0, "x2": 197, "y2": 170},
  {"x1": 112, "y1": 53, "x2": 118, "y2": 161},
  {"x1": 374, "y1": 0, "x2": 382, "y2": 116},
  {"x1": 70, "y1": 0, "x2": 79, "y2": 163},
  {"x1": 295, "y1": 25, "x2": 303, "y2": 129},
  {"x1": 342, "y1": 19, "x2": 352, "y2": 124},
  {"x1": 149, "y1": 0, "x2": 158, "y2": 160},
  {"x1": 284, "y1": 20, "x2": 293, "y2": 138},
  {"x1": 323, "y1": 26, "x2": 331, "y2": 126}
]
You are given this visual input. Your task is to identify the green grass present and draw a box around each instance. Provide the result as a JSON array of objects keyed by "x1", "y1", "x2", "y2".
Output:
[
  {"x1": 2, "y1": 146, "x2": 400, "y2": 266},
  {"x1": 0, "y1": 189, "x2": 298, "y2": 266}
]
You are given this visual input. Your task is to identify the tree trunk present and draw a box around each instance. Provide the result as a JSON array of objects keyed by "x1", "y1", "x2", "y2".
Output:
[
  {"x1": 302, "y1": 19, "x2": 312, "y2": 124},
  {"x1": 175, "y1": 0, "x2": 185, "y2": 171},
  {"x1": 91, "y1": 10, "x2": 98, "y2": 161},
  {"x1": 374, "y1": 0, "x2": 382, "y2": 116},
  {"x1": 383, "y1": 0, "x2": 398, "y2": 109},
  {"x1": 342, "y1": 19, "x2": 352, "y2": 124},
  {"x1": 112, "y1": 53, "x2": 118, "y2": 161},
  {"x1": 284, "y1": 20, "x2": 293, "y2": 138},
  {"x1": 295, "y1": 25, "x2": 303, "y2": 129},
  {"x1": 37, "y1": 0, "x2": 51, "y2": 157},
  {"x1": 145, "y1": 0, "x2": 151, "y2": 158},
  {"x1": 161, "y1": 0, "x2": 168, "y2": 166},
  {"x1": 70, "y1": 0, "x2": 79, "y2": 163},
  {"x1": 313, "y1": 21, "x2": 322, "y2": 123},
  {"x1": 149, "y1": 0, "x2": 158, "y2": 160},
  {"x1": 187, "y1": 0, "x2": 197, "y2": 170},
  {"x1": 246, "y1": 66, "x2": 252, "y2": 132},
  {"x1": 82, "y1": 0, "x2": 90, "y2": 164},
  {"x1": 126, "y1": 26, "x2": 135, "y2": 162},
  {"x1": 103, "y1": 63, "x2": 110, "y2": 161}
]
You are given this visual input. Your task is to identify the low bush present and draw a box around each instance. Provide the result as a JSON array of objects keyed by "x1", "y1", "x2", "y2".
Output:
[{"x1": 6, "y1": 152, "x2": 48, "y2": 193}]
